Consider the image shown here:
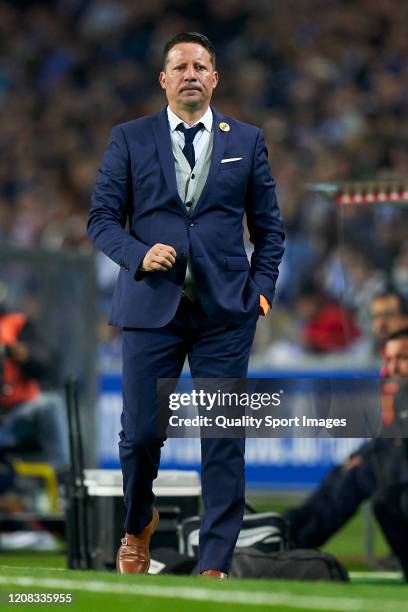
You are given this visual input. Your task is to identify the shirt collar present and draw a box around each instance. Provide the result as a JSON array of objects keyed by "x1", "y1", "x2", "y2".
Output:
[{"x1": 167, "y1": 106, "x2": 213, "y2": 133}]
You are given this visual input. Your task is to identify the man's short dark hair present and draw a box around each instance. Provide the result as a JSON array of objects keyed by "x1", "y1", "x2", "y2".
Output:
[
  {"x1": 162, "y1": 32, "x2": 216, "y2": 68},
  {"x1": 372, "y1": 287, "x2": 408, "y2": 315},
  {"x1": 385, "y1": 328, "x2": 408, "y2": 344}
]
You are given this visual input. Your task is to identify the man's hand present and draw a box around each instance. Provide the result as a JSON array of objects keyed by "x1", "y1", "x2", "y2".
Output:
[
  {"x1": 342, "y1": 455, "x2": 362, "y2": 472},
  {"x1": 260, "y1": 294, "x2": 270, "y2": 316},
  {"x1": 141, "y1": 243, "x2": 177, "y2": 272}
]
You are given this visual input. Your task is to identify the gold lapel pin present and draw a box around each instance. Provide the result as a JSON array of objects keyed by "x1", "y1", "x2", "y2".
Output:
[{"x1": 219, "y1": 122, "x2": 230, "y2": 132}]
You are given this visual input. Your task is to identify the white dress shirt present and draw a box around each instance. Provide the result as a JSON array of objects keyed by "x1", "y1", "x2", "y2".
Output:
[{"x1": 167, "y1": 106, "x2": 213, "y2": 164}]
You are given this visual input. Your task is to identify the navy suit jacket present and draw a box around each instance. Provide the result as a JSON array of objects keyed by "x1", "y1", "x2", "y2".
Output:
[{"x1": 88, "y1": 107, "x2": 285, "y2": 328}]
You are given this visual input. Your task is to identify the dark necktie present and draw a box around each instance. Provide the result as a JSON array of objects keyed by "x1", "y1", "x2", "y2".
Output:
[{"x1": 176, "y1": 122, "x2": 204, "y2": 169}]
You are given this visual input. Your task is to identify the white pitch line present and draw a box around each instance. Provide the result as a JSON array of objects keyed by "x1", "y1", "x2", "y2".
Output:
[
  {"x1": 0, "y1": 575, "x2": 408, "y2": 612},
  {"x1": 349, "y1": 571, "x2": 403, "y2": 580},
  {"x1": 0, "y1": 566, "x2": 66, "y2": 572}
]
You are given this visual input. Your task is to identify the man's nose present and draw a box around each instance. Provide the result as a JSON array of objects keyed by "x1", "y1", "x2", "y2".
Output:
[
  {"x1": 389, "y1": 363, "x2": 399, "y2": 377},
  {"x1": 184, "y1": 65, "x2": 197, "y2": 80}
]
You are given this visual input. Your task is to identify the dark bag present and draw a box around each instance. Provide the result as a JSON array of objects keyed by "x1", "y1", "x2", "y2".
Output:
[
  {"x1": 230, "y1": 547, "x2": 349, "y2": 582},
  {"x1": 150, "y1": 547, "x2": 197, "y2": 575},
  {"x1": 180, "y1": 512, "x2": 289, "y2": 558}
]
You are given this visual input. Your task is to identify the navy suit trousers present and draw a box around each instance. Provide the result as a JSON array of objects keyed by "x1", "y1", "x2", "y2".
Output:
[{"x1": 119, "y1": 296, "x2": 258, "y2": 573}]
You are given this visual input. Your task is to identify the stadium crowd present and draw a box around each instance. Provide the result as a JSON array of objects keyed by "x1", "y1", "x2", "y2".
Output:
[{"x1": 1, "y1": 0, "x2": 408, "y2": 363}]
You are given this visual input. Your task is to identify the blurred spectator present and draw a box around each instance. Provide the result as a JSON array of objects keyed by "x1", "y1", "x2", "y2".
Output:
[
  {"x1": 284, "y1": 296, "x2": 408, "y2": 552},
  {"x1": 296, "y1": 281, "x2": 361, "y2": 353},
  {"x1": 370, "y1": 288, "x2": 408, "y2": 354},
  {"x1": 392, "y1": 241, "x2": 408, "y2": 299},
  {"x1": 0, "y1": 454, "x2": 14, "y2": 494},
  {"x1": 324, "y1": 244, "x2": 386, "y2": 329},
  {"x1": 0, "y1": 282, "x2": 68, "y2": 470}
]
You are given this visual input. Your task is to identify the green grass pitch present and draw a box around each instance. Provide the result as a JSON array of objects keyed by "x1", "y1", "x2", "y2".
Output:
[
  {"x1": 0, "y1": 501, "x2": 406, "y2": 611},
  {"x1": 0, "y1": 565, "x2": 407, "y2": 612}
]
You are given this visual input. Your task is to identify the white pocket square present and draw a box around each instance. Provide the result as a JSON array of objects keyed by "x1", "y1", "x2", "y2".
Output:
[{"x1": 221, "y1": 157, "x2": 242, "y2": 163}]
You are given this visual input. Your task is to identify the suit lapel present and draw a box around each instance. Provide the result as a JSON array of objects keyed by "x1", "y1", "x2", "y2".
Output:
[
  {"x1": 192, "y1": 107, "x2": 228, "y2": 215},
  {"x1": 151, "y1": 106, "x2": 229, "y2": 216},
  {"x1": 152, "y1": 108, "x2": 186, "y2": 214}
]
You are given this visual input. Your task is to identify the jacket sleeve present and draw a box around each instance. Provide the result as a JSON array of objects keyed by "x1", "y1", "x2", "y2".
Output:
[
  {"x1": 245, "y1": 128, "x2": 285, "y2": 305},
  {"x1": 88, "y1": 126, "x2": 150, "y2": 278}
]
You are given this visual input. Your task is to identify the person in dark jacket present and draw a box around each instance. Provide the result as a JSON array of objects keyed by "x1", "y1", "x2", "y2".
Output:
[
  {"x1": 285, "y1": 292, "x2": 408, "y2": 549},
  {"x1": 372, "y1": 331, "x2": 408, "y2": 580}
]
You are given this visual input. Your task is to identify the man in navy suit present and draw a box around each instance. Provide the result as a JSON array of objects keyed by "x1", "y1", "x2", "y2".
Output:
[{"x1": 88, "y1": 32, "x2": 284, "y2": 578}]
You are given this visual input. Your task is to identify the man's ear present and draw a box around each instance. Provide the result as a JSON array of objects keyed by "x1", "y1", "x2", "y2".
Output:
[{"x1": 159, "y1": 72, "x2": 166, "y2": 90}]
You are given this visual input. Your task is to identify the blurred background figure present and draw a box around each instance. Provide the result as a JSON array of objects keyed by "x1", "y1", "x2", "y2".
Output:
[
  {"x1": 295, "y1": 280, "x2": 361, "y2": 354},
  {"x1": 0, "y1": 281, "x2": 69, "y2": 471},
  {"x1": 370, "y1": 289, "x2": 408, "y2": 354},
  {"x1": 285, "y1": 295, "x2": 408, "y2": 555},
  {"x1": 372, "y1": 329, "x2": 408, "y2": 581}
]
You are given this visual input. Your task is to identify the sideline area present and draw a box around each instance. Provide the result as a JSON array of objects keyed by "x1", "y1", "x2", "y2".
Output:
[
  {"x1": 0, "y1": 565, "x2": 407, "y2": 612},
  {"x1": 0, "y1": 503, "x2": 404, "y2": 611}
]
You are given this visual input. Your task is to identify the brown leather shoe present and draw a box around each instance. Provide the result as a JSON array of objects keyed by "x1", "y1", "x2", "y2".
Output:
[
  {"x1": 201, "y1": 570, "x2": 228, "y2": 579},
  {"x1": 116, "y1": 508, "x2": 159, "y2": 574}
]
